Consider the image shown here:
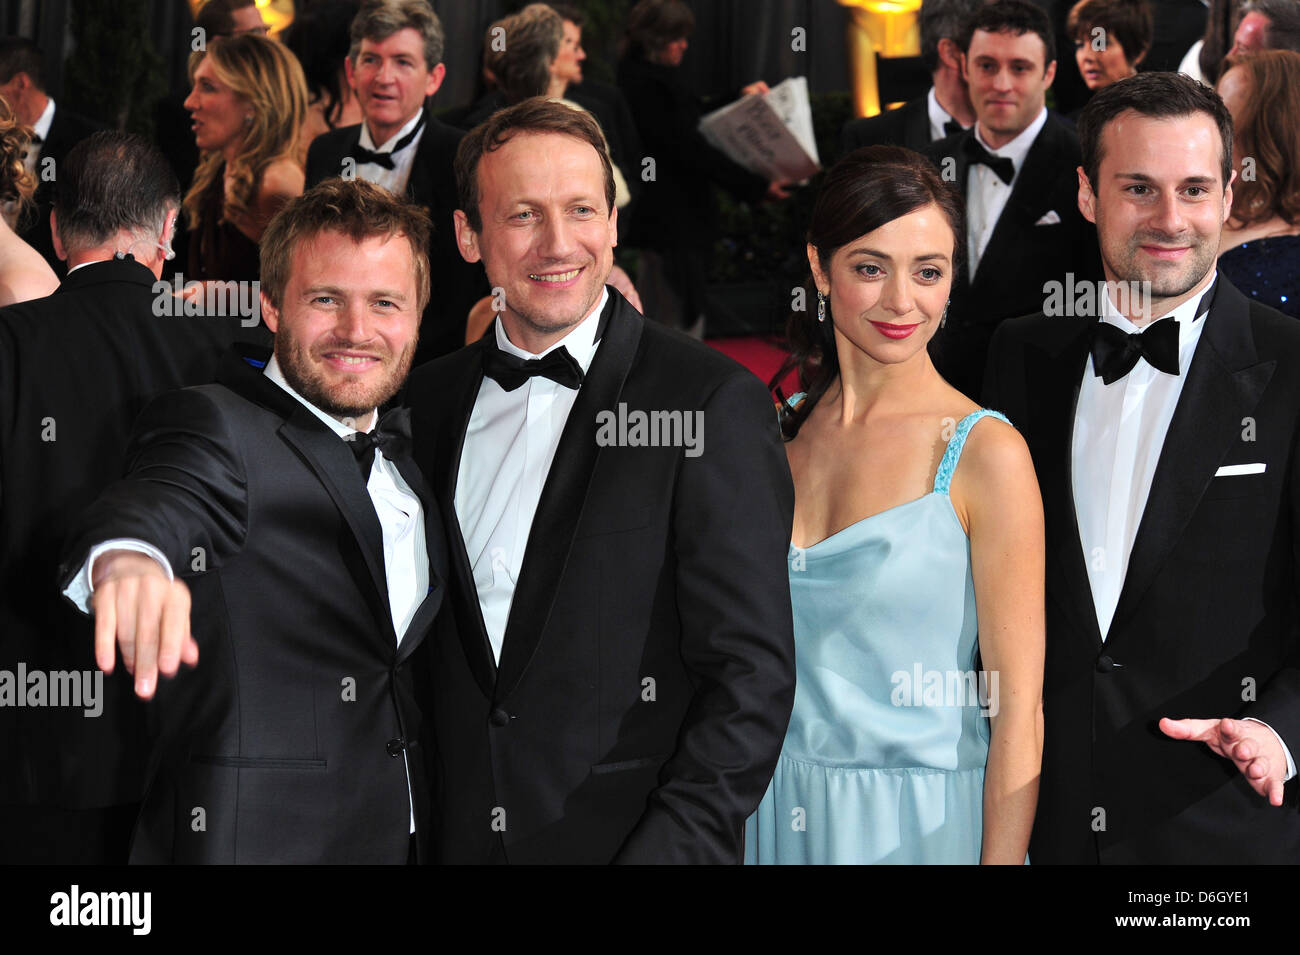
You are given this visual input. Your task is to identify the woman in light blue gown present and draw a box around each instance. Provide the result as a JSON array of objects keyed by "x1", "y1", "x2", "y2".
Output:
[{"x1": 746, "y1": 146, "x2": 1045, "y2": 864}]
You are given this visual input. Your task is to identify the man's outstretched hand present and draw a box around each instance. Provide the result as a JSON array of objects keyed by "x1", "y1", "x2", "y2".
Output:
[
  {"x1": 1159, "y1": 716, "x2": 1287, "y2": 806},
  {"x1": 90, "y1": 550, "x2": 197, "y2": 699}
]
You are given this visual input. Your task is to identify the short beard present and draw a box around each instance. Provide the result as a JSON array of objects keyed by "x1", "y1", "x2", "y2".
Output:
[{"x1": 275, "y1": 333, "x2": 416, "y2": 420}]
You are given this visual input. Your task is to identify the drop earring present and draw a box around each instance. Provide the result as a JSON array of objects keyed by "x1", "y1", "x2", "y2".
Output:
[
  {"x1": 940, "y1": 300, "x2": 949, "y2": 328},
  {"x1": 817, "y1": 291, "x2": 826, "y2": 323}
]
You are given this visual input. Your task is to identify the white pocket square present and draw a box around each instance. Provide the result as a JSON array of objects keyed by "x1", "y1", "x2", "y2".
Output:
[
  {"x1": 1215, "y1": 463, "x2": 1266, "y2": 476},
  {"x1": 1034, "y1": 210, "x2": 1061, "y2": 226}
]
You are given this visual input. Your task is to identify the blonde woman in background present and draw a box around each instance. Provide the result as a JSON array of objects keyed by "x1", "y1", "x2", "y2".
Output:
[
  {"x1": 184, "y1": 33, "x2": 308, "y2": 284},
  {"x1": 0, "y1": 96, "x2": 57, "y2": 305}
]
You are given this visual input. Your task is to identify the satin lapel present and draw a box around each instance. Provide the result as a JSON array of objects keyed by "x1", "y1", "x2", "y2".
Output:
[
  {"x1": 217, "y1": 345, "x2": 396, "y2": 651},
  {"x1": 1028, "y1": 322, "x2": 1105, "y2": 649},
  {"x1": 277, "y1": 415, "x2": 396, "y2": 650},
  {"x1": 405, "y1": 109, "x2": 436, "y2": 208},
  {"x1": 391, "y1": 453, "x2": 447, "y2": 664},
  {"x1": 1110, "y1": 280, "x2": 1274, "y2": 632},
  {"x1": 492, "y1": 297, "x2": 642, "y2": 702},
  {"x1": 435, "y1": 343, "x2": 498, "y2": 696}
]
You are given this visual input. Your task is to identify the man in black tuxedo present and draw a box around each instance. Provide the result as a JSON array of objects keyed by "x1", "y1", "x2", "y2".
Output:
[
  {"x1": 0, "y1": 37, "x2": 103, "y2": 275},
  {"x1": 305, "y1": 0, "x2": 487, "y2": 363},
  {"x1": 0, "y1": 132, "x2": 266, "y2": 864},
  {"x1": 924, "y1": 0, "x2": 1101, "y2": 399},
  {"x1": 408, "y1": 97, "x2": 796, "y2": 864},
  {"x1": 984, "y1": 72, "x2": 1300, "y2": 863},
  {"x1": 58, "y1": 179, "x2": 445, "y2": 863},
  {"x1": 840, "y1": 0, "x2": 981, "y2": 157}
]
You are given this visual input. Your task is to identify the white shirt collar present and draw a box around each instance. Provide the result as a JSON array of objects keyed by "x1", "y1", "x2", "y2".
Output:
[
  {"x1": 263, "y1": 354, "x2": 376, "y2": 437},
  {"x1": 32, "y1": 97, "x2": 55, "y2": 143},
  {"x1": 927, "y1": 86, "x2": 964, "y2": 138},
  {"x1": 1101, "y1": 273, "x2": 1218, "y2": 348},
  {"x1": 494, "y1": 285, "x2": 609, "y2": 374},
  {"x1": 359, "y1": 109, "x2": 424, "y2": 153},
  {"x1": 975, "y1": 105, "x2": 1047, "y2": 170}
]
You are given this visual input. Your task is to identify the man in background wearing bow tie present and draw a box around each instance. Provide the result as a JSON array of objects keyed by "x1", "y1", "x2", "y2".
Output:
[
  {"x1": 406, "y1": 97, "x2": 796, "y2": 864},
  {"x1": 306, "y1": 0, "x2": 487, "y2": 363},
  {"x1": 925, "y1": 0, "x2": 1101, "y2": 399},
  {"x1": 984, "y1": 71, "x2": 1300, "y2": 863},
  {"x1": 57, "y1": 178, "x2": 446, "y2": 863}
]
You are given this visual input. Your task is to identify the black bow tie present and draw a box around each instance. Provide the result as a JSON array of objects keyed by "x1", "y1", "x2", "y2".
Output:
[
  {"x1": 350, "y1": 113, "x2": 425, "y2": 170},
  {"x1": 943, "y1": 119, "x2": 962, "y2": 137},
  {"x1": 482, "y1": 336, "x2": 584, "y2": 392},
  {"x1": 1090, "y1": 319, "x2": 1180, "y2": 384},
  {"x1": 962, "y1": 136, "x2": 1014, "y2": 185},
  {"x1": 346, "y1": 406, "x2": 412, "y2": 480}
]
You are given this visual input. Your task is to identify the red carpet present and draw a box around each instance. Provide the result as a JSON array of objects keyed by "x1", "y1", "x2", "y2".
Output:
[{"x1": 707, "y1": 335, "x2": 799, "y2": 397}]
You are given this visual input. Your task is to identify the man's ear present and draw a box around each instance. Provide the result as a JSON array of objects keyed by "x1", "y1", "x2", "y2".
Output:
[
  {"x1": 937, "y1": 38, "x2": 962, "y2": 73},
  {"x1": 260, "y1": 290, "x2": 280, "y2": 333},
  {"x1": 453, "y1": 209, "x2": 482, "y2": 264},
  {"x1": 426, "y1": 62, "x2": 446, "y2": 98},
  {"x1": 1223, "y1": 167, "x2": 1237, "y2": 226},
  {"x1": 1044, "y1": 58, "x2": 1057, "y2": 89},
  {"x1": 1077, "y1": 165, "x2": 1097, "y2": 224},
  {"x1": 344, "y1": 56, "x2": 358, "y2": 93},
  {"x1": 49, "y1": 208, "x2": 65, "y2": 262},
  {"x1": 608, "y1": 202, "x2": 619, "y2": 250}
]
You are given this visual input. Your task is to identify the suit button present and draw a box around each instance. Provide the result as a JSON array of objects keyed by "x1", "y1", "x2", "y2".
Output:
[
  {"x1": 1096, "y1": 655, "x2": 1115, "y2": 673},
  {"x1": 489, "y1": 708, "x2": 510, "y2": 727},
  {"x1": 386, "y1": 738, "x2": 405, "y2": 757}
]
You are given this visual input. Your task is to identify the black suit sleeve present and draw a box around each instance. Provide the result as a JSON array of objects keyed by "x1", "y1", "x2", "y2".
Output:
[
  {"x1": 60, "y1": 388, "x2": 249, "y2": 586},
  {"x1": 1242, "y1": 413, "x2": 1300, "y2": 756},
  {"x1": 613, "y1": 370, "x2": 796, "y2": 864}
]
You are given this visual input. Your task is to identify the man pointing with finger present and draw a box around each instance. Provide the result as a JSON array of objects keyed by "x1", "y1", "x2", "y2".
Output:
[{"x1": 59, "y1": 178, "x2": 445, "y2": 864}]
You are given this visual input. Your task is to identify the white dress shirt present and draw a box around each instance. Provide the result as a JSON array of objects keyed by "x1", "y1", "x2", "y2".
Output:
[
  {"x1": 1072, "y1": 277, "x2": 1294, "y2": 778},
  {"x1": 965, "y1": 106, "x2": 1047, "y2": 277},
  {"x1": 456, "y1": 288, "x2": 609, "y2": 664},
  {"x1": 926, "y1": 86, "x2": 967, "y2": 143},
  {"x1": 355, "y1": 111, "x2": 424, "y2": 195},
  {"x1": 65, "y1": 354, "x2": 428, "y2": 828}
]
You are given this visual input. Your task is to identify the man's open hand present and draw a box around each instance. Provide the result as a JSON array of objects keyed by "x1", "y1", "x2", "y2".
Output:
[
  {"x1": 1159, "y1": 716, "x2": 1287, "y2": 806},
  {"x1": 90, "y1": 549, "x2": 197, "y2": 699}
]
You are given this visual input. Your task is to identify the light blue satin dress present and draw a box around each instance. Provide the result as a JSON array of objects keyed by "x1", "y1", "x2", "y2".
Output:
[{"x1": 746, "y1": 407, "x2": 1011, "y2": 864}]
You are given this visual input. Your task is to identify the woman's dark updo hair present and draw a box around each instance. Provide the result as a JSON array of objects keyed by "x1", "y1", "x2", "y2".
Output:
[{"x1": 771, "y1": 145, "x2": 965, "y2": 439}]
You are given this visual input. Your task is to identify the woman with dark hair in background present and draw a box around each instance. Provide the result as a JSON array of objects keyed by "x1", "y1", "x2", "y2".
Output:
[
  {"x1": 0, "y1": 96, "x2": 56, "y2": 305},
  {"x1": 1068, "y1": 0, "x2": 1153, "y2": 93},
  {"x1": 1217, "y1": 50, "x2": 1300, "y2": 318},
  {"x1": 616, "y1": 0, "x2": 788, "y2": 336},
  {"x1": 281, "y1": 0, "x2": 363, "y2": 166},
  {"x1": 1181, "y1": 0, "x2": 1240, "y2": 83},
  {"x1": 183, "y1": 33, "x2": 307, "y2": 284},
  {"x1": 745, "y1": 146, "x2": 1044, "y2": 865}
]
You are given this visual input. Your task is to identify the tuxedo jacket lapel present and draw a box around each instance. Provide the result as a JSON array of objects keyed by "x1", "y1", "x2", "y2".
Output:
[
  {"x1": 493, "y1": 296, "x2": 642, "y2": 702},
  {"x1": 436, "y1": 341, "x2": 498, "y2": 696},
  {"x1": 405, "y1": 108, "x2": 436, "y2": 207},
  {"x1": 1030, "y1": 322, "x2": 1104, "y2": 649},
  {"x1": 218, "y1": 347, "x2": 396, "y2": 653},
  {"x1": 1109, "y1": 280, "x2": 1276, "y2": 633}
]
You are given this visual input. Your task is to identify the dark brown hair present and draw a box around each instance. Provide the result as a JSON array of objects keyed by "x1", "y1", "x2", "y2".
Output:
[
  {"x1": 1078, "y1": 71, "x2": 1234, "y2": 192},
  {"x1": 1222, "y1": 50, "x2": 1300, "y2": 227},
  {"x1": 623, "y1": 0, "x2": 696, "y2": 62},
  {"x1": 771, "y1": 146, "x2": 966, "y2": 439},
  {"x1": 259, "y1": 177, "x2": 431, "y2": 311},
  {"x1": 454, "y1": 96, "x2": 616, "y2": 233},
  {"x1": 959, "y1": 0, "x2": 1057, "y2": 68},
  {"x1": 1067, "y1": 0, "x2": 1154, "y2": 66}
]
